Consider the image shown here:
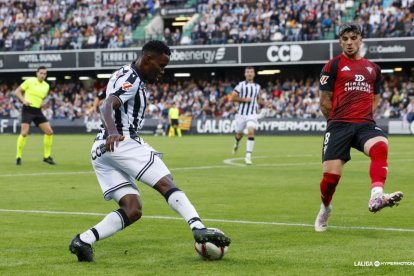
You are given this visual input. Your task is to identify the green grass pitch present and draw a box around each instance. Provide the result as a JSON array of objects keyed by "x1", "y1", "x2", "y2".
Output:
[{"x1": 0, "y1": 134, "x2": 413, "y2": 275}]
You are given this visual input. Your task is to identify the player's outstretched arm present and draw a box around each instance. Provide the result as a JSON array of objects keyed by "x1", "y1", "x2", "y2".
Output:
[
  {"x1": 320, "y1": 90, "x2": 333, "y2": 120},
  {"x1": 100, "y1": 95, "x2": 125, "y2": 152}
]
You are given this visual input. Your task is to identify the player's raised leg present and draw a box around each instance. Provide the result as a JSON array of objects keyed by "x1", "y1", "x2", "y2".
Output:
[
  {"x1": 232, "y1": 133, "x2": 242, "y2": 154},
  {"x1": 364, "y1": 137, "x2": 403, "y2": 213}
]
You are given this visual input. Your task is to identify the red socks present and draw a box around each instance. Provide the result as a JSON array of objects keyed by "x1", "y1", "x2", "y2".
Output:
[
  {"x1": 320, "y1": 172, "x2": 341, "y2": 207},
  {"x1": 319, "y1": 142, "x2": 388, "y2": 207},
  {"x1": 369, "y1": 141, "x2": 388, "y2": 189}
]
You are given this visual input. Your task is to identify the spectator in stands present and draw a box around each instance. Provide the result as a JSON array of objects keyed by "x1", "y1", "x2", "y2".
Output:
[{"x1": 405, "y1": 98, "x2": 414, "y2": 123}]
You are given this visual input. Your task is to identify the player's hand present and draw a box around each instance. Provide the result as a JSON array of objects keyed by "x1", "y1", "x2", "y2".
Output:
[
  {"x1": 244, "y1": 97, "x2": 251, "y2": 102},
  {"x1": 105, "y1": 134, "x2": 125, "y2": 152},
  {"x1": 23, "y1": 100, "x2": 30, "y2": 106}
]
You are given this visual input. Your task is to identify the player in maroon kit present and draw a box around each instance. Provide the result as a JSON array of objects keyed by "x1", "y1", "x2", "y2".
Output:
[{"x1": 314, "y1": 23, "x2": 404, "y2": 232}]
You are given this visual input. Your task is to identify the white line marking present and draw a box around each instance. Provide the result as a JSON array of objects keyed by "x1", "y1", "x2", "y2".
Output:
[
  {"x1": 0, "y1": 165, "x2": 232, "y2": 177},
  {"x1": 2, "y1": 158, "x2": 414, "y2": 177},
  {"x1": 223, "y1": 156, "x2": 271, "y2": 167},
  {"x1": 171, "y1": 165, "x2": 229, "y2": 171},
  {"x1": 0, "y1": 209, "x2": 413, "y2": 232},
  {"x1": 223, "y1": 157, "x2": 246, "y2": 167},
  {"x1": 0, "y1": 171, "x2": 94, "y2": 177},
  {"x1": 224, "y1": 156, "x2": 414, "y2": 167}
]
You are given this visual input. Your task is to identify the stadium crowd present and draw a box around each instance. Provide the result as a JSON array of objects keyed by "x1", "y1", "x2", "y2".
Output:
[
  {"x1": 1, "y1": 73, "x2": 413, "y2": 124},
  {"x1": 1, "y1": 0, "x2": 413, "y2": 51},
  {"x1": 190, "y1": 0, "x2": 414, "y2": 44},
  {"x1": 0, "y1": 0, "x2": 152, "y2": 51}
]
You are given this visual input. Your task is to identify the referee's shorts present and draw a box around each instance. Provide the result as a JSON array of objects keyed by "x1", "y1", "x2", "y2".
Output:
[{"x1": 21, "y1": 106, "x2": 48, "y2": 126}]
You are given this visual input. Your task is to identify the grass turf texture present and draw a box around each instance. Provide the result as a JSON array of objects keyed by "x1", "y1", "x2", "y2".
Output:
[{"x1": 0, "y1": 134, "x2": 413, "y2": 275}]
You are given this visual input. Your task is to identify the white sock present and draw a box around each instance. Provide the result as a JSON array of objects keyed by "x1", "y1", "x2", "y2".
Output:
[
  {"x1": 246, "y1": 138, "x2": 254, "y2": 157},
  {"x1": 79, "y1": 230, "x2": 96, "y2": 245},
  {"x1": 320, "y1": 203, "x2": 332, "y2": 211},
  {"x1": 168, "y1": 191, "x2": 205, "y2": 229},
  {"x1": 80, "y1": 211, "x2": 124, "y2": 244},
  {"x1": 371, "y1": 186, "x2": 384, "y2": 197}
]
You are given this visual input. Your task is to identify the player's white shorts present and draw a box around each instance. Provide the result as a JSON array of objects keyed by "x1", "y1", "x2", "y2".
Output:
[
  {"x1": 234, "y1": 114, "x2": 258, "y2": 133},
  {"x1": 91, "y1": 137, "x2": 170, "y2": 201}
]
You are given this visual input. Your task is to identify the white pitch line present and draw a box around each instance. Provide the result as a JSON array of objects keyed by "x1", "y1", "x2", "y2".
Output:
[
  {"x1": 223, "y1": 156, "x2": 271, "y2": 167},
  {"x1": 171, "y1": 165, "x2": 229, "y2": 171},
  {"x1": 0, "y1": 209, "x2": 413, "y2": 233},
  {"x1": 0, "y1": 165, "x2": 233, "y2": 178},
  {"x1": 2, "y1": 157, "x2": 414, "y2": 177},
  {"x1": 223, "y1": 156, "x2": 414, "y2": 167},
  {"x1": 0, "y1": 171, "x2": 94, "y2": 177}
]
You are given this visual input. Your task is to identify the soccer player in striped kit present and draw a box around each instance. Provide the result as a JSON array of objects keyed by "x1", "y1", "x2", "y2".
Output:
[
  {"x1": 69, "y1": 41, "x2": 230, "y2": 262},
  {"x1": 314, "y1": 23, "x2": 403, "y2": 232},
  {"x1": 231, "y1": 66, "x2": 263, "y2": 165}
]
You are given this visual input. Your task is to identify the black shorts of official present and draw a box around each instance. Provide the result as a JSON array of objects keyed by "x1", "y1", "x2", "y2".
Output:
[
  {"x1": 170, "y1": 119, "x2": 179, "y2": 127},
  {"x1": 21, "y1": 106, "x2": 48, "y2": 126},
  {"x1": 322, "y1": 121, "x2": 387, "y2": 163}
]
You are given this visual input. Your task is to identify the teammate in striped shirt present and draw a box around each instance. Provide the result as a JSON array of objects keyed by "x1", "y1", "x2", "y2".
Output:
[
  {"x1": 69, "y1": 41, "x2": 230, "y2": 262},
  {"x1": 314, "y1": 23, "x2": 403, "y2": 232},
  {"x1": 231, "y1": 66, "x2": 263, "y2": 165}
]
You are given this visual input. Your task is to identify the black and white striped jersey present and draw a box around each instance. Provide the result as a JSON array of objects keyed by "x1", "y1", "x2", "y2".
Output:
[
  {"x1": 96, "y1": 63, "x2": 146, "y2": 140},
  {"x1": 234, "y1": 81, "x2": 261, "y2": 116}
]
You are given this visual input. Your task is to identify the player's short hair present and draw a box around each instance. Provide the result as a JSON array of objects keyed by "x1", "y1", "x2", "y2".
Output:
[
  {"x1": 245, "y1": 66, "x2": 255, "y2": 71},
  {"x1": 37, "y1": 66, "x2": 47, "y2": 72},
  {"x1": 339, "y1": 23, "x2": 362, "y2": 37},
  {"x1": 142, "y1": 40, "x2": 171, "y2": 56}
]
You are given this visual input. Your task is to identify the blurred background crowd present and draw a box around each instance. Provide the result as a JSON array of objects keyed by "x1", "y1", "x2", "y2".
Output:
[
  {"x1": 0, "y1": 0, "x2": 413, "y2": 51},
  {"x1": 1, "y1": 0, "x2": 413, "y2": 124},
  {"x1": 1, "y1": 73, "x2": 413, "y2": 123}
]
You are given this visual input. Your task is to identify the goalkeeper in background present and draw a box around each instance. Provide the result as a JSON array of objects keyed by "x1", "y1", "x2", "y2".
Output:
[{"x1": 15, "y1": 66, "x2": 56, "y2": 165}]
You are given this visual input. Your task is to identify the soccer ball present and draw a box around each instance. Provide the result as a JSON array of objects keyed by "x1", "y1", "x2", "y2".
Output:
[
  {"x1": 195, "y1": 242, "x2": 228, "y2": 260},
  {"x1": 194, "y1": 228, "x2": 229, "y2": 260}
]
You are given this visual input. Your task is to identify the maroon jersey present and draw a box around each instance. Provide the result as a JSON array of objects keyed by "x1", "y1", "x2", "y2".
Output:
[{"x1": 319, "y1": 54, "x2": 381, "y2": 123}]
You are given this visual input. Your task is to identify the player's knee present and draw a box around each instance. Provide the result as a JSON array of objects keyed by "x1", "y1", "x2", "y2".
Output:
[
  {"x1": 127, "y1": 208, "x2": 142, "y2": 223},
  {"x1": 323, "y1": 172, "x2": 341, "y2": 184},
  {"x1": 369, "y1": 141, "x2": 388, "y2": 160},
  {"x1": 154, "y1": 175, "x2": 177, "y2": 195}
]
